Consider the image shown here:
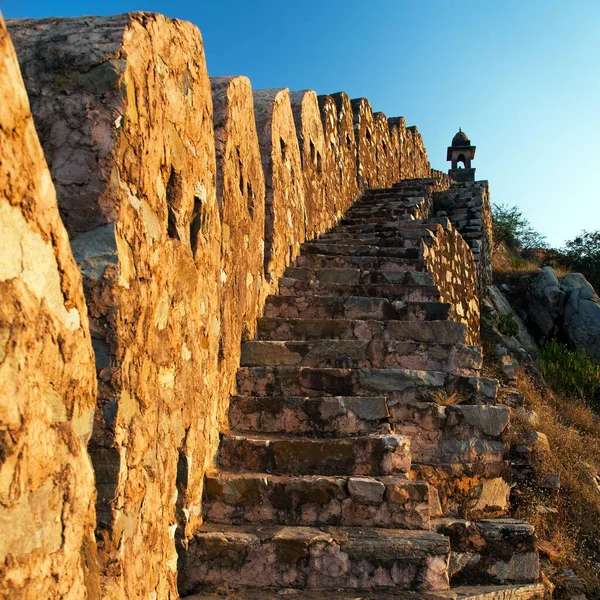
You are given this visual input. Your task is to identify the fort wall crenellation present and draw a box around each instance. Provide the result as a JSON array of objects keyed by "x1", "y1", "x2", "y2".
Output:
[{"x1": 2, "y1": 11, "x2": 493, "y2": 599}]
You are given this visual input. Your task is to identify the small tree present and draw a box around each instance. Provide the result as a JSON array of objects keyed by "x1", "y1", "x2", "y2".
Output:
[
  {"x1": 492, "y1": 203, "x2": 547, "y2": 251},
  {"x1": 559, "y1": 230, "x2": 600, "y2": 290}
]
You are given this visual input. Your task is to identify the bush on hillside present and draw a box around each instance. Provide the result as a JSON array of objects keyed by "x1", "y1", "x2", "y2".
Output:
[
  {"x1": 492, "y1": 203, "x2": 548, "y2": 251},
  {"x1": 539, "y1": 338, "x2": 600, "y2": 404},
  {"x1": 553, "y1": 230, "x2": 600, "y2": 292}
]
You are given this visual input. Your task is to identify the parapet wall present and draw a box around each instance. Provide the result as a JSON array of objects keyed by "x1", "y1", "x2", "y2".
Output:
[
  {"x1": 5, "y1": 11, "x2": 475, "y2": 600},
  {"x1": 0, "y1": 17, "x2": 99, "y2": 598},
  {"x1": 434, "y1": 181, "x2": 494, "y2": 292}
]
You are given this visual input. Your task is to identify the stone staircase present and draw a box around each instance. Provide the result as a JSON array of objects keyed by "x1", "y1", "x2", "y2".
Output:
[{"x1": 179, "y1": 181, "x2": 545, "y2": 599}]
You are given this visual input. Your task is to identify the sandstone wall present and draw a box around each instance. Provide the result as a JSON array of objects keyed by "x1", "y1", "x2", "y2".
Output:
[
  {"x1": 317, "y1": 94, "x2": 343, "y2": 220},
  {"x1": 434, "y1": 181, "x2": 493, "y2": 292},
  {"x1": 387, "y1": 117, "x2": 402, "y2": 184},
  {"x1": 351, "y1": 97, "x2": 378, "y2": 190},
  {"x1": 9, "y1": 14, "x2": 221, "y2": 599},
  {"x1": 330, "y1": 92, "x2": 359, "y2": 211},
  {"x1": 0, "y1": 17, "x2": 99, "y2": 599},
  {"x1": 422, "y1": 221, "x2": 481, "y2": 345},
  {"x1": 290, "y1": 90, "x2": 331, "y2": 237},
  {"x1": 253, "y1": 88, "x2": 306, "y2": 285},
  {"x1": 211, "y1": 76, "x2": 266, "y2": 398},
  {"x1": 6, "y1": 10, "x2": 467, "y2": 599}
]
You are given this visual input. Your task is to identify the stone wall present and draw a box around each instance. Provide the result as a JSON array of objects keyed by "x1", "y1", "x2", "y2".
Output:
[
  {"x1": 211, "y1": 76, "x2": 266, "y2": 398},
  {"x1": 5, "y1": 10, "x2": 470, "y2": 599},
  {"x1": 0, "y1": 17, "x2": 99, "y2": 598},
  {"x1": 434, "y1": 180, "x2": 494, "y2": 292},
  {"x1": 290, "y1": 90, "x2": 331, "y2": 237},
  {"x1": 330, "y1": 92, "x2": 359, "y2": 211},
  {"x1": 253, "y1": 88, "x2": 306, "y2": 285},
  {"x1": 422, "y1": 221, "x2": 481, "y2": 346},
  {"x1": 9, "y1": 14, "x2": 220, "y2": 599}
]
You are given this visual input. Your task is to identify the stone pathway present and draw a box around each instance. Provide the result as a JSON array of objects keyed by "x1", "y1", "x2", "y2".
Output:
[{"x1": 180, "y1": 181, "x2": 544, "y2": 599}]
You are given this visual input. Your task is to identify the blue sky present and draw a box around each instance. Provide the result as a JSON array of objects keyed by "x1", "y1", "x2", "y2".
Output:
[{"x1": 4, "y1": 0, "x2": 599, "y2": 247}]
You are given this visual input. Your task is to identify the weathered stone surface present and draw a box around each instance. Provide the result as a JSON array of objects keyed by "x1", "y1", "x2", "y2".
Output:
[
  {"x1": 351, "y1": 97, "x2": 378, "y2": 190},
  {"x1": 219, "y1": 433, "x2": 411, "y2": 476},
  {"x1": 10, "y1": 14, "x2": 221, "y2": 598},
  {"x1": 290, "y1": 90, "x2": 331, "y2": 237},
  {"x1": 253, "y1": 88, "x2": 306, "y2": 284},
  {"x1": 0, "y1": 17, "x2": 99, "y2": 597},
  {"x1": 182, "y1": 524, "x2": 450, "y2": 594},
  {"x1": 387, "y1": 118, "x2": 402, "y2": 183},
  {"x1": 317, "y1": 94, "x2": 344, "y2": 219},
  {"x1": 561, "y1": 272, "x2": 600, "y2": 363},
  {"x1": 373, "y1": 112, "x2": 396, "y2": 187},
  {"x1": 525, "y1": 266, "x2": 563, "y2": 337},
  {"x1": 330, "y1": 92, "x2": 360, "y2": 210},
  {"x1": 203, "y1": 473, "x2": 430, "y2": 530},
  {"x1": 211, "y1": 76, "x2": 266, "y2": 395},
  {"x1": 422, "y1": 222, "x2": 481, "y2": 345},
  {"x1": 435, "y1": 181, "x2": 493, "y2": 291}
]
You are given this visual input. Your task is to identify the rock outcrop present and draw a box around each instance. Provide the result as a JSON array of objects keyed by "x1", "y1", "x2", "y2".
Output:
[
  {"x1": 0, "y1": 16, "x2": 98, "y2": 598},
  {"x1": 526, "y1": 267, "x2": 600, "y2": 362}
]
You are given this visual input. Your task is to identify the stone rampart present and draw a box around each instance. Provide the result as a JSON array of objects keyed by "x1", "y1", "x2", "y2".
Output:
[
  {"x1": 434, "y1": 180, "x2": 494, "y2": 292},
  {"x1": 0, "y1": 16, "x2": 99, "y2": 599},
  {"x1": 4, "y1": 11, "x2": 483, "y2": 599}
]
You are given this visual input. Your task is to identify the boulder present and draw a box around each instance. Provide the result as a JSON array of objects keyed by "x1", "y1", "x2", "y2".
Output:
[
  {"x1": 526, "y1": 266, "x2": 564, "y2": 336},
  {"x1": 562, "y1": 273, "x2": 600, "y2": 363}
]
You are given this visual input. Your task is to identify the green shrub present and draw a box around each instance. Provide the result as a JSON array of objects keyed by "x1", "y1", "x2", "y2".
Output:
[
  {"x1": 540, "y1": 339, "x2": 600, "y2": 403},
  {"x1": 553, "y1": 230, "x2": 600, "y2": 292},
  {"x1": 492, "y1": 203, "x2": 548, "y2": 251},
  {"x1": 497, "y1": 311, "x2": 520, "y2": 337}
]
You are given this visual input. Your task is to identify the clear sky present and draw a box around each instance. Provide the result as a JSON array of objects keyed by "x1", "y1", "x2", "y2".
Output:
[{"x1": 4, "y1": 0, "x2": 599, "y2": 247}]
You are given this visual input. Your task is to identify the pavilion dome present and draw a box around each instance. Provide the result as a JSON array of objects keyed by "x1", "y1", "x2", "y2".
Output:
[{"x1": 452, "y1": 129, "x2": 470, "y2": 147}]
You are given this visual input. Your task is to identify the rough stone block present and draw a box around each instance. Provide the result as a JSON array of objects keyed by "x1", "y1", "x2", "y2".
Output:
[
  {"x1": 211, "y1": 76, "x2": 266, "y2": 395},
  {"x1": 351, "y1": 97, "x2": 378, "y2": 190},
  {"x1": 290, "y1": 90, "x2": 331, "y2": 237},
  {"x1": 330, "y1": 92, "x2": 360, "y2": 211},
  {"x1": 10, "y1": 13, "x2": 220, "y2": 598},
  {"x1": 0, "y1": 16, "x2": 99, "y2": 597},
  {"x1": 374, "y1": 111, "x2": 395, "y2": 187},
  {"x1": 253, "y1": 88, "x2": 306, "y2": 284}
]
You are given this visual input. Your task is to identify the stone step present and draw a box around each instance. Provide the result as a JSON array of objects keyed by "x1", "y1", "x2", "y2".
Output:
[
  {"x1": 240, "y1": 340, "x2": 481, "y2": 375},
  {"x1": 278, "y1": 278, "x2": 440, "y2": 302},
  {"x1": 432, "y1": 518, "x2": 539, "y2": 587},
  {"x1": 263, "y1": 295, "x2": 451, "y2": 321},
  {"x1": 257, "y1": 318, "x2": 467, "y2": 344},
  {"x1": 235, "y1": 367, "x2": 496, "y2": 404},
  {"x1": 182, "y1": 583, "x2": 547, "y2": 599},
  {"x1": 329, "y1": 218, "x2": 449, "y2": 236},
  {"x1": 180, "y1": 524, "x2": 450, "y2": 594},
  {"x1": 284, "y1": 267, "x2": 435, "y2": 287},
  {"x1": 229, "y1": 395, "x2": 391, "y2": 436},
  {"x1": 228, "y1": 398, "x2": 507, "y2": 440},
  {"x1": 302, "y1": 242, "x2": 421, "y2": 257},
  {"x1": 316, "y1": 228, "x2": 436, "y2": 243},
  {"x1": 305, "y1": 236, "x2": 423, "y2": 249},
  {"x1": 410, "y1": 462, "x2": 511, "y2": 520},
  {"x1": 294, "y1": 252, "x2": 427, "y2": 271},
  {"x1": 218, "y1": 433, "x2": 411, "y2": 476},
  {"x1": 203, "y1": 471, "x2": 431, "y2": 530}
]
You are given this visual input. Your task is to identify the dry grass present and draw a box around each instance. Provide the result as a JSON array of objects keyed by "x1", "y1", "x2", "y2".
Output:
[
  {"x1": 511, "y1": 370, "x2": 600, "y2": 596},
  {"x1": 429, "y1": 388, "x2": 465, "y2": 406}
]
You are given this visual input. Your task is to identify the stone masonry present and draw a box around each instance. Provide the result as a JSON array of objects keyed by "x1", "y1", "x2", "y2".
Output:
[
  {"x1": 0, "y1": 16, "x2": 99, "y2": 599},
  {"x1": 3, "y1": 11, "x2": 544, "y2": 600}
]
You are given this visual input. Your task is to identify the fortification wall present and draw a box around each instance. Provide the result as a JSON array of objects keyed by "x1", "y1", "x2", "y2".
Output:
[
  {"x1": 5, "y1": 11, "x2": 457, "y2": 599},
  {"x1": 422, "y1": 221, "x2": 481, "y2": 345},
  {"x1": 434, "y1": 181, "x2": 494, "y2": 292},
  {"x1": 0, "y1": 17, "x2": 99, "y2": 599}
]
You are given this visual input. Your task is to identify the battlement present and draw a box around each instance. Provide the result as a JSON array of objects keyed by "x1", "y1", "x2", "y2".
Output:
[{"x1": 0, "y1": 12, "x2": 505, "y2": 600}]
